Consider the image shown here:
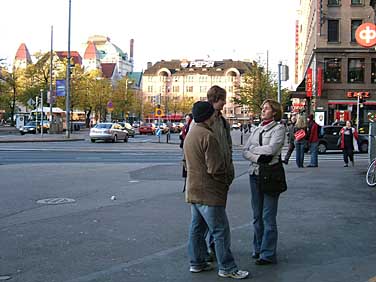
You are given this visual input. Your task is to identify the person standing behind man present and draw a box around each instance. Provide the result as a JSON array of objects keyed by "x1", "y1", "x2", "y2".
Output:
[
  {"x1": 184, "y1": 101, "x2": 249, "y2": 279},
  {"x1": 204, "y1": 85, "x2": 235, "y2": 258},
  {"x1": 307, "y1": 114, "x2": 319, "y2": 167}
]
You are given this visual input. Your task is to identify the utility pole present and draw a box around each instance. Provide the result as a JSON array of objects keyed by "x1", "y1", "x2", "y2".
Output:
[
  {"x1": 49, "y1": 25, "x2": 53, "y2": 132},
  {"x1": 277, "y1": 61, "x2": 282, "y2": 103}
]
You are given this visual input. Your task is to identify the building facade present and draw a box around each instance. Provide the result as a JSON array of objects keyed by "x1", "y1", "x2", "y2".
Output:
[
  {"x1": 295, "y1": 0, "x2": 376, "y2": 129},
  {"x1": 142, "y1": 59, "x2": 253, "y2": 119}
]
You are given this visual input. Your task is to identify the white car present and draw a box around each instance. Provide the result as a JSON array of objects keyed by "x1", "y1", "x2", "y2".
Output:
[{"x1": 89, "y1": 122, "x2": 128, "y2": 143}]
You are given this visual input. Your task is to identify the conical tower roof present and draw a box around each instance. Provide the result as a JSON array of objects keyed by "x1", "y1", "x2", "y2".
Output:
[
  {"x1": 84, "y1": 41, "x2": 99, "y2": 59},
  {"x1": 15, "y1": 43, "x2": 32, "y2": 63}
]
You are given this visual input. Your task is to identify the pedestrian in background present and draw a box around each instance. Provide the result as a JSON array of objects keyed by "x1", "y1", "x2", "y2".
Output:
[
  {"x1": 242, "y1": 99, "x2": 286, "y2": 265},
  {"x1": 283, "y1": 114, "x2": 297, "y2": 165},
  {"x1": 180, "y1": 113, "x2": 193, "y2": 192},
  {"x1": 294, "y1": 115, "x2": 307, "y2": 168},
  {"x1": 184, "y1": 101, "x2": 249, "y2": 279},
  {"x1": 339, "y1": 120, "x2": 358, "y2": 167},
  {"x1": 307, "y1": 114, "x2": 319, "y2": 167}
]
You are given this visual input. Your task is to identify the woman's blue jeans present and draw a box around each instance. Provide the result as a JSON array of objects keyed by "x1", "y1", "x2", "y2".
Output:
[
  {"x1": 188, "y1": 204, "x2": 237, "y2": 273},
  {"x1": 294, "y1": 140, "x2": 306, "y2": 168},
  {"x1": 249, "y1": 174, "x2": 279, "y2": 262}
]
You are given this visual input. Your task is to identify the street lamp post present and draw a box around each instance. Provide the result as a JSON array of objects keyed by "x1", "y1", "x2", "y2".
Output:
[{"x1": 65, "y1": 0, "x2": 72, "y2": 138}]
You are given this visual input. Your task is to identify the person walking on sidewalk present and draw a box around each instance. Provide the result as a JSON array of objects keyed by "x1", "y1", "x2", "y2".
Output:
[
  {"x1": 339, "y1": 120, "x2": 358, "y2": 167},
  {"x1": 307, "y1": 114, "x2": 319, "y2": 167},
  {"x1": 283, "y1": 115, "x2": 297, "y2": 164},
  {"x1": 184, "y1": 101, "x2": 249, "y2": 279},
  {"x1": 242, "y1": 99, "x2": 286, "y2": 265},
  {"x1": 294, "y1": 115, "x2": 307, "y2": 168}
]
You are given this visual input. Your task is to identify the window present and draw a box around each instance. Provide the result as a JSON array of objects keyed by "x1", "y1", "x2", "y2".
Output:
[
  {"x1": 199, "y1": 86, "x2": 207, "y2": 93},
  {"x1": 328, "y1": 0, "x2": 340, "y2": 5},
  {"x1": 348, "y1": 58, "x2": 365, "y2": 83},
  {"x1": 351, "y1": 0, "x2": 363, "y2": 5},
  {"x1": 147, "y1": 85, "x2": 153, "y2": 92},
  {"x1": 324, "y1": 58, "x2": 341, "y2": 82},
  {"x1": 371, "y1": 59, "x2": 376, "y2": 83},
  {"x1": 186, "y1": 86, "x2": 193, "y2": 93},
  {"x1": 351, "y1": 20, "x2": 362, "y2": 42},
  {"x1": 172, "y1": 86, "x2": 179, "y2": 93},
  {"x1": 328, "y1": 20, "x2": 340, "y2": 42}
]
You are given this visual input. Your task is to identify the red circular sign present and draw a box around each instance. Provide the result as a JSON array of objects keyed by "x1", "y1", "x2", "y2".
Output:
[{"x1": 355, "y1": 23, "x2": 376, "y2": 48}]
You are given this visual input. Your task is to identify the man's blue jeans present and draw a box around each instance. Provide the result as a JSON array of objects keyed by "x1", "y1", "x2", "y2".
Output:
[
  {"x1": 249, "y1": 174, "x2": 279, "y2": 262},
  {"x1": 309, "y1": 141, "x2": 319, "y2": 166},
  {"x1": 188, "y1": 204, "x2": 238, "y2": 273}
]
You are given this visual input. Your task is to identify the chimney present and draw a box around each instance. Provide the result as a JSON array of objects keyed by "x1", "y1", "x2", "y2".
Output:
[
  {"x1": 147, "y1": 62, "x2": 152, "y2": 69},
  {"x1": 130, "y1": 39, "x2": 134, "y2": 60}
]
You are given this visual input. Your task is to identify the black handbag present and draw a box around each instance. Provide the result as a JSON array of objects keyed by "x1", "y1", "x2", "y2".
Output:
[
  {"x1": 258, "y1": 161, "x2": 287, "y2": 195},
  {"x1": 258, "y1": 127, "x2": 287, "y2": 195}
]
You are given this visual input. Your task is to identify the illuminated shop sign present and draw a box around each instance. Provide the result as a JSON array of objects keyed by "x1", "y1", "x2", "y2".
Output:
[{"x1": 346, "y1": 91, "x2": 370, "y2": 98}]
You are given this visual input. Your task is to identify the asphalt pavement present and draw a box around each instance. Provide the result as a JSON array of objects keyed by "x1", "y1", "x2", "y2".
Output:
[{"x1": 0, "y1": 126, "x2": 376, "y2": 282}]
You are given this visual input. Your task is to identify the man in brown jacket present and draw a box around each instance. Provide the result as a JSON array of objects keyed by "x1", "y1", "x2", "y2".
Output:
[{"x1": 184, "y1": 101, "x2": 249, "y2": 279}]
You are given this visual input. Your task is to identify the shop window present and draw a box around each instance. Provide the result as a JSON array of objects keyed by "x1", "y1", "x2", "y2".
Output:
[
  {"x1": 351, "y1": 20, "x2": 362, "y2": 42},
  {"x1": 328, "y1": 0, "x2": 340, "y2": 5},
  {"x1": 348, "y1": 58, "x2": 365, "y2": 83},
  {"x1": 328, "y1": 20, "x2": 340, "y2": 43},
  {"x1": 372, "y1": 59, "x2": 376, "y2": 83},
  {"x1": 324, "y1": 58, "x2": 341, "y2": 83},
  {"x1": 351, "y1": 0, "x2": 363, "y2": 5}
]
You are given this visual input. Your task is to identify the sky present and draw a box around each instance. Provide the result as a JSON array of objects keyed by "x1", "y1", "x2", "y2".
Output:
[{"x1": 1, "y1": 0, "x2": 299, "y2": 87}]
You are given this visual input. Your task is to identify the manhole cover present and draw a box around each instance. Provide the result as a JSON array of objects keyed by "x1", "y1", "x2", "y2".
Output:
[{"x1": 36, "y1": 198, "x2": 76, "y2": 205}]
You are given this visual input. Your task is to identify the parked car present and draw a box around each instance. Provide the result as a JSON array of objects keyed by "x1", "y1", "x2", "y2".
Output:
[
  {"x1": 317, "y1": 125, "x2": 368, "y2": 154},
  {"x1": 119, "y1": 122, "x2": 135, "y2": 137},
  {"x1": 19, "y1": 120, "x2": 49, "y2": 135},
  {"x1": 139, "y1": 123, "x2": 156, "y2": 135},
  {"x1": 89, "y1": 122, "x2": 128, "y2": 143}
]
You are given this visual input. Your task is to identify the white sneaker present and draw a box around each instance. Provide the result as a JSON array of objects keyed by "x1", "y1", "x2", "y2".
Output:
[
  {"x1": 190, "y1": 262, "x2": 214, "y2": 273},
  {"x1": 218, "y1": 269, "x2": 249, "y2": 279}
]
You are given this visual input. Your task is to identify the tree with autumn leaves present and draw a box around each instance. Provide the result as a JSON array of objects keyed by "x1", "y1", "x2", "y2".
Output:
[
  {"x1": 0, "y1": 52, "x2": 145, "y2": 126},
  {"x1": 232, "y1": 61, "x2": 290, "y2": 119}
]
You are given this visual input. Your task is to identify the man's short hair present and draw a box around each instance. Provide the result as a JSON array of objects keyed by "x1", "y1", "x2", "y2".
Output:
[
  {"x1": 262, "y1": 99, "x2": 283, "y2": 121},
  {"x1": 207, "y1": 85, "x2": 226, "y2": 103}
]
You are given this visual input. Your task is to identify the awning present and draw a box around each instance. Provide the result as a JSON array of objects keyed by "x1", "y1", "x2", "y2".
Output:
[{"x1": 328, "y1": 100, "x2": 376, "y2": 105}]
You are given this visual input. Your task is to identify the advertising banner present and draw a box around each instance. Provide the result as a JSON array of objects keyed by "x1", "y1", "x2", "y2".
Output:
[
  {"x1": 317, "y1": 67, "x2": 323, "y2": 97},
  {"x1": 56, "y1": 79, "x2": 66, "y2": 97}
]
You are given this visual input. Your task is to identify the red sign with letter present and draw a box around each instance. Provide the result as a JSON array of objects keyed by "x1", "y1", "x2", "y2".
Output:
[
  {"x1": 306, "y1": 68, "x2": 313, "y2": 97},
  {"x1": 355, "y1": 23, "x2": 376, "y2": 48}
]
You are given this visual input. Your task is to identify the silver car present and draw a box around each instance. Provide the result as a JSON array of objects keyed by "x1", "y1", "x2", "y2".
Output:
[{"x1": 89, "y1": 122, "x2": 128, "y2": 143}]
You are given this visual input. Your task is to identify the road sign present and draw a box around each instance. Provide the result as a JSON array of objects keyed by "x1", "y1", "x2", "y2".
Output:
[
  {"x1": 27, "y1": 98, "x2": 35, "y2": 106},
  {"x1": 107, "y1": 100, "x2": 114, "y2": 112},
  {"x1": 355, "y1": 23, "x2": 376, "y2": 48},
  {"x1": 156, "y1": 128, "x2": 162, "y2": 136},
  {"x1": 155, "y1": 107, "x2": 163, "y2": 117}
]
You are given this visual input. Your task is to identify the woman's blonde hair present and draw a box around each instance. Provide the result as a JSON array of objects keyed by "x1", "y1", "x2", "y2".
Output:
[
  {"x1": 295, "y1": 114, "x2": 307, "y2": 129},
  {"x1": 261, "y1": 99, "x2": 283, "y2": 121}
]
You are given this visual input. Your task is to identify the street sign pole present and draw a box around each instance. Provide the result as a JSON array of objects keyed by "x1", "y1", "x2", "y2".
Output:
[{"x1": 40, "y1": 89, "x2": 43, "y2": 137}]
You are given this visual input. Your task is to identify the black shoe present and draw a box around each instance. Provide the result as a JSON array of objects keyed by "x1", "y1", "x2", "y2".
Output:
[
  {"x1": 307, "y1": 164, "x2": 318, "y2": 167},
  {"x1": 255, "y1": 258, "x2": 273, "y2": 265},
  {"x1": 252, "y1": 253, "x2": 260, "y2": 259},
  {"x1": 282, "y1": 160, "x2": 288, "y2": 165},
  {"x1": 344, "y1": 164, "x2": 348, "y2": 167}
]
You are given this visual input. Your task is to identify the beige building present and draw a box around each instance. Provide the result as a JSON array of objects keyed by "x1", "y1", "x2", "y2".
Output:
[
  {"x1": 142, "y1": 59, "x2": 253, "y2": 119},
  {"x1": 295, "y1": 0, "x2": 376, "y2": 128}
]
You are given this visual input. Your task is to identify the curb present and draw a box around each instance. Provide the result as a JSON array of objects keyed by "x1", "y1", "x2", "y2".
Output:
[{"x1": 0, "y1": 138, "x2": 85, "y2": 143}]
